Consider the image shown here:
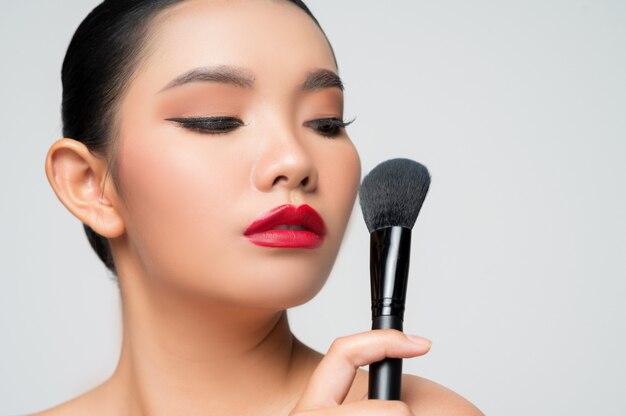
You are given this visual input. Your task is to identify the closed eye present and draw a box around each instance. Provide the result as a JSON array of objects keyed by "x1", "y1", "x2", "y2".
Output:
[
  {"x1": 304, "y1": 116, "x2": 356, "y2": 138},
  {"x1": 165, "y1": 116, "x2": 244, "y2": 135}
]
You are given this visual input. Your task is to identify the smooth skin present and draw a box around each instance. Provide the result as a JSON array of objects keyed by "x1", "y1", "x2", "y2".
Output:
[{"x1": 40, "y1": 0, "x2": 483, "y2": 415}]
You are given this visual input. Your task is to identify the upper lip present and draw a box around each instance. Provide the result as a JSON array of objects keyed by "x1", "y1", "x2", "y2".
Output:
[{"x1": 244, "y1": 204, "x2": 327, "y2": 236}]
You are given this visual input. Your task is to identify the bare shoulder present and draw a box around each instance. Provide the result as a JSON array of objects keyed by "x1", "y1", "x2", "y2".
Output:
[
  {"x1": 347, "y1": 369, "x2": 483, "y2": 415},
  {"x1": 400, "y1": 373, "x2": 484, "y2": 415},
  {"x1": 30, "y1": 398, "x2": 86, "y2": 416},
  {"x1": 30, "y1": 395, "x2": 95, "y2": 416},
  {"x1": 30, "y1": 383, "x2": 111, "y2": 416}
]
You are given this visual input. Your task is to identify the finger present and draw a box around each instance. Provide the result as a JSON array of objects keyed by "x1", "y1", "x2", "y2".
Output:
[
  {"x1": 291, "y1": 398, "x2": 415, "y2": 416},
  {"x1": 292, "y1": 329, "x2": 431, "y2": 411}
]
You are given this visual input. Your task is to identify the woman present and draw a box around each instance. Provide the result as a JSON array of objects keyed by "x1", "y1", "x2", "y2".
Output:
[{"x1": 40, "y1": 0, "x2": 483, "y2": 414}]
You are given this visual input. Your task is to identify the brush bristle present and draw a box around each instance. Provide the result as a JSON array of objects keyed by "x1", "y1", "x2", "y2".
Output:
[{"x1": 358, "y1": 158, "x2": 431, "y2": 232}]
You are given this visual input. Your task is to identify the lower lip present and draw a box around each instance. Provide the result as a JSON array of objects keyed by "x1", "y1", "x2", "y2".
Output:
[{"x1": 245, "y1": 230, "x2": 324, "y2": 249}]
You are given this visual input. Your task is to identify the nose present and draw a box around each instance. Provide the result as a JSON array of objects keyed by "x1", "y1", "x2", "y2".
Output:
[{"x1": 252, "y1": 127, "x2": 318, "y2": 194}]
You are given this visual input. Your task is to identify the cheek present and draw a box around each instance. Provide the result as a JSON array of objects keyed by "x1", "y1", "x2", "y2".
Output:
[
  {"x1": 116, "y1": 128, "x2": 247, "y2": 288},
  {"x1": 319, "y1": 140, "x2": 361, "y2": 237}
]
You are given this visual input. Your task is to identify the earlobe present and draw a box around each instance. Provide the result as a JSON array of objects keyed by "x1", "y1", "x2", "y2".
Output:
[{"x1": 44, "y1": 138, "x2": 125, "y2": 239}]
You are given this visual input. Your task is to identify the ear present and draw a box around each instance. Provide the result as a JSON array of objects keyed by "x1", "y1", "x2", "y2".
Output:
[{"x1": 45, "y1": 138, "x2": 125, "y2": 239}]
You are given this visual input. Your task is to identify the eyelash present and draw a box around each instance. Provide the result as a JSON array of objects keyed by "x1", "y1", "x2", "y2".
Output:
[
  {"x1": 166, "y1": 117, "x2": 243, "y2": 135},
  {"x1": 165, "y1": 116, "x2": 355, "y2": 138},
  {"x1": 305, "y1": 117, "x2": 356, "y2": 138}
]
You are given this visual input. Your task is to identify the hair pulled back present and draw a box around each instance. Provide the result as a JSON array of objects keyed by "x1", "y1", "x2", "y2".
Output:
[{"x1": 61, "y1": 0, "x2": 335, "y2": 279}]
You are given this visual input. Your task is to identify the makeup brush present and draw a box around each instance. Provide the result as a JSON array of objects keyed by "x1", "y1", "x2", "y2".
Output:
[{"x1": 358, "y1": 158, "x2": 431, "y2": 400}]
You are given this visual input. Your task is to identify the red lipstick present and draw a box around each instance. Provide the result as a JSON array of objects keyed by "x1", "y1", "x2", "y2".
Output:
[{"x1": 244, "y1": 204, "x2": 326, "y2": 248}]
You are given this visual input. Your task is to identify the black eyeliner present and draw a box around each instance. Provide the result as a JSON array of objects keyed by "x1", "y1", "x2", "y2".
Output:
[{"x1": 165, "y1": 116, "x2": 242, "y2": 123}]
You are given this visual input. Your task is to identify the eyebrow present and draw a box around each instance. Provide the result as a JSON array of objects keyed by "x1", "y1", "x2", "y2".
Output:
[
  {"x1": 302, "y1": 68, "x2": 344, "y2": 91},
  {"x1": 160, "y1": 65, "x2": 254, "y2": 91},
  {"x1": 159, "y1": 65, "x2": 344, "y2": 93}
]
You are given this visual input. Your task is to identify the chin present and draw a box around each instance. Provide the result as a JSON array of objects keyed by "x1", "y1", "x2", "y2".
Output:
[{"x1": 226, "y1": 259, "x2": 335, "y2": 309}]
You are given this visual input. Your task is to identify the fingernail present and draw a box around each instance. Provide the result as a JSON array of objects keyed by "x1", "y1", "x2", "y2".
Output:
[{"x1": 406, "y1": 334, "x2": 432, "y2": 348}]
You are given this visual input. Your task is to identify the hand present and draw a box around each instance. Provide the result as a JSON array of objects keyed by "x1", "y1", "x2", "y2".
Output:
[{"x1": 289, "y1": 329, "x2": 432, "y2": 415}]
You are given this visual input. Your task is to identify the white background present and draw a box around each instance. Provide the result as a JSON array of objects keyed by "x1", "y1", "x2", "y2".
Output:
[{"x1": 1, "y1": 1, "x2": 625, "y2": 414}]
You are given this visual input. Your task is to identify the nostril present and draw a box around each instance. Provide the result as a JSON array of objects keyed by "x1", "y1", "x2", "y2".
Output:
[
  {"x1": 272, "y1": 175, "x2": 287, "y2": 186},
  {"x1": 271, "y1": 175, "x2": 310, "y2": 188}
]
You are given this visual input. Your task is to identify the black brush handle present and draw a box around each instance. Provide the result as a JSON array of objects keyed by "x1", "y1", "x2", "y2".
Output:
[
  {"x1": 368, "y1": 314, "x2": 404, "y2": 400},
  {"x1": 368, "y1": 227, "x2": 412, "y2": 400}
]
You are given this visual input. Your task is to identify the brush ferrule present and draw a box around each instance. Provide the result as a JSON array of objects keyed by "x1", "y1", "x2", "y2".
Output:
[{"x1": 370, "y1": 226, "x2": 412, "y2": 320}]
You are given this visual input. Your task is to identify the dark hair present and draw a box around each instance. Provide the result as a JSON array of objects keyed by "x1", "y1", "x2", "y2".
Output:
[{"x1": 61, "y1": 0, "x2": 336, "y2": 280}]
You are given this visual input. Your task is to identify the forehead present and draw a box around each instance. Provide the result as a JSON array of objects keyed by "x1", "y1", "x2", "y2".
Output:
[{"x1": 137, "y1": 0, "x2": 337, "y2": 92}]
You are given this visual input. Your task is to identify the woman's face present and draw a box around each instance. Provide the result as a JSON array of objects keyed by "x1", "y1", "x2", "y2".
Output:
[{"x1": 112, "y1": 0, "x2": 361, "y2": 308}]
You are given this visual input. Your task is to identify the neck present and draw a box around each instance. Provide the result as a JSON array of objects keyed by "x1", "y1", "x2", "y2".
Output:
[{"x1": 102, "y1": 262, "x2": 315, "y2": 416}]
